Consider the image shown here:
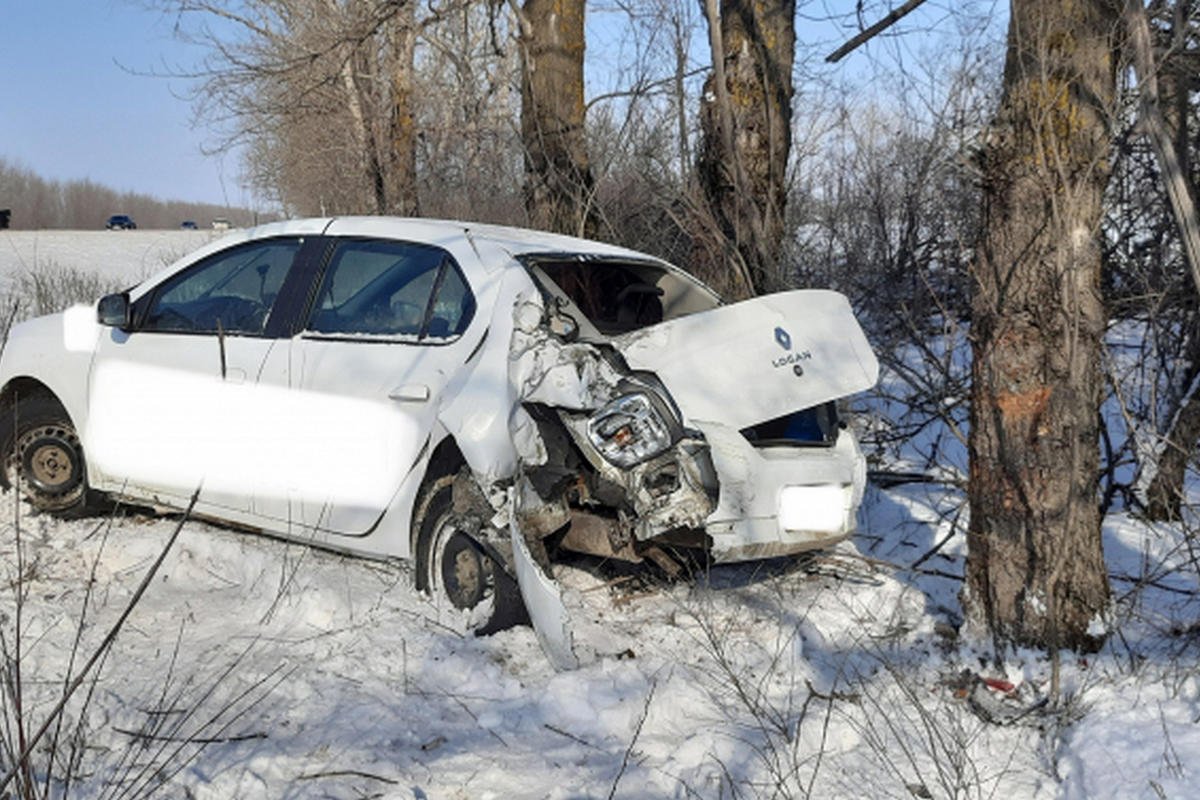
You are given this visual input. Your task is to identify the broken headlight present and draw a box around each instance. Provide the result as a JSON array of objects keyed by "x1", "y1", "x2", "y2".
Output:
[{"x1": 586, "y1": 392, "x2": 676, "y2": 468}]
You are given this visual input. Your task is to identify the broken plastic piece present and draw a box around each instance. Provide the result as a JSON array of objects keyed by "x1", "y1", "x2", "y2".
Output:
[{"x1": 509, "y1": 492, "x2": 578, "y2": 670}]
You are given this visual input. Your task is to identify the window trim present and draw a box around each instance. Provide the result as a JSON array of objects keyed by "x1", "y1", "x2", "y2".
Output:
[
  {"x1": 296, "y1": 237, "x2": 476, "y2": 347},
  {"x1": 131, "y1": 236, "x2": 307, "y2": 339}
]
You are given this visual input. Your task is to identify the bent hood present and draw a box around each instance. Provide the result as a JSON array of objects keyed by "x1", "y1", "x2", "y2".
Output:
[{"x1": 613, "y1": 289, "x2": 878, "y2": 430}]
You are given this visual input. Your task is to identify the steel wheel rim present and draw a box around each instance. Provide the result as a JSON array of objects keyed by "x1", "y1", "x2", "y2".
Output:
[
  {"x1": 11, "y1": 423, "x2": 84, "y2": 506},
  {"x1": 430, "y1": 513, "x2": 493, "y2": 611}
]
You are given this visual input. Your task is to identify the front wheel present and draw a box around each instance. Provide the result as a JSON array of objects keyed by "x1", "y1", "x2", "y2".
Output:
[
  {"x1": 1, "y1": 395, "x2": 91, "y2": 517},
  {"x1": 414, "y1": 476, "x2": 528, "y2": 635}
]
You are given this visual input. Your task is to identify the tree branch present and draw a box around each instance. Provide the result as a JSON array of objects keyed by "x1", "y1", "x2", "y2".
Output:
[
  {"x1": 826, "y1": 0, "x2": 929, "y2": 63},
  {"x1": 1124, "y1": 0, "x2": 1200, "y2": 299}
]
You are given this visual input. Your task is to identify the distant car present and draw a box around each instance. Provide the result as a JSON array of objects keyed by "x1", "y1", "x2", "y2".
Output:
[
  {"x1": 106, "y1": 215, "x2": 136, "y2": 230},
  {"x1": 0, "y1": 217, "x2": 877, "y2": 643},
  {"x1": 211, "y1": 218, "x2": 232, "y2": 231},
  {"x1": 180, "y1": 221, "x2": 198, "y2": 230}
]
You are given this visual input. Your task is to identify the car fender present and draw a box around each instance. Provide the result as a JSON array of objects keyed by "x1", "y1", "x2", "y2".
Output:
[
  {"x1": 435, "y1": 266, "x2": 548, "y2": 486},
  {"x1": 0, "y1": 311, "x2": 95, "y2": 437}
]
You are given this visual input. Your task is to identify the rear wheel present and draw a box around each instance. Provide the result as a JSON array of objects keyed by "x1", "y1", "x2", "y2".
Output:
[
  {"x1": 414, "y1": 476, "x2": 527, "y2": 635},
  {"x1": 1, "y1": 395, "x2": 90, "y2": 517}
]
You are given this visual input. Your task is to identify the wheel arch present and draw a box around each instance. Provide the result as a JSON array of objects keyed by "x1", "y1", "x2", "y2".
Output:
[
  {"x1": 0, "y1": 376, "x2": 63, "y2": 413},
  {"x1": 409, "y1": 434, "x2": 467, "y2": 553},
  {"x1": 0, "y1": 377, "x2": 73, "y2": 491}
]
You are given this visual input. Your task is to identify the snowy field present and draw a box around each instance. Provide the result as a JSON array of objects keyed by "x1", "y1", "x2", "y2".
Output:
[
  {"x1": 0, "y1": 229, "x2": 219, "y2": 289},
  {"x1": 1, "y1": 229, "x2": 1198, "y2": 798}
]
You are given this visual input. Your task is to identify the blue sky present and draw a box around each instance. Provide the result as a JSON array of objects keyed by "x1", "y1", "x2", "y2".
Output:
[
  {"x1": 1, "y1": 1, "x2": 248, "y2": 208},
  {"x1": 1, "y1": 1, "x2": 996, "y2": 212}
]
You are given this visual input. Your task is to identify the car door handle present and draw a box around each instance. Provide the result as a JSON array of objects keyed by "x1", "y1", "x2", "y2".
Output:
[{"x1": 388, "y1": 384, "x2": 430, "y2": 402}]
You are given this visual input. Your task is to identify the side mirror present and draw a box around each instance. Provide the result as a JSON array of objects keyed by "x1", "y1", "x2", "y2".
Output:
[{"x1": 97, "y1": 292, "x2": 131, "y2": 329}]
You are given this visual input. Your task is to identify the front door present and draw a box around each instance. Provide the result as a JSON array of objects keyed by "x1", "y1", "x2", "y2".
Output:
[{"x1": 86, "y1": 237, "x2": 303, "y2": 523}]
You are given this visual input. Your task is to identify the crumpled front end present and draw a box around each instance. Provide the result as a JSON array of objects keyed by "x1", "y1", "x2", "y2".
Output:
[
  {"x1": 458, "y1": 274, "x2": 877, "y2": 668},
  {"x1": 496, "y1": 287, "x2": 877, "y2": 568}
]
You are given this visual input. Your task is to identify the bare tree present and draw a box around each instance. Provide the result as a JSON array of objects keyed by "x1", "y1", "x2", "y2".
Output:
[
  {"x1": 508, "y1": 0, "x2": 598, "y2": 236},
  {"x1": 965, "y1": 0, "x2": 1119, "y2": 651},
  {"x1": 696, "y1": 0, "x2": 795, "y2": 298},
  {"x1": 160, "y1": 0, "x2": 420, "y2": 216},
  {"x1": 386, "y1": 0, "x2": 420, "y2": 216},
  {"x1": 416, "y1": 1, "x2": 524, "y2": 222},
  {"x1": 0, "y1": 158, "x2": 253, "y2": 229},
  {"x1": 1119, "y1": 0, "x2": 1200, "y2": 520}
]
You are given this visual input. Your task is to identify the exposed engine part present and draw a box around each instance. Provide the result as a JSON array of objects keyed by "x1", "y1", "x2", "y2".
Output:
[{"x1": 558, "y1": 510, "x2": 640, "y2": 562}]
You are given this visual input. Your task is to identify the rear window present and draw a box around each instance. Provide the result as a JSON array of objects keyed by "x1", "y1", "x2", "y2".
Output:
[{"x1": 538, "y1": 261, "x2": 665, "y2": 334}]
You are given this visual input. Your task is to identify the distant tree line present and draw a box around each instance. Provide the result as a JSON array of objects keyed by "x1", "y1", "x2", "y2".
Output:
[{"x1": 0, "y1": 158, "x2": 259, "y2": 230}]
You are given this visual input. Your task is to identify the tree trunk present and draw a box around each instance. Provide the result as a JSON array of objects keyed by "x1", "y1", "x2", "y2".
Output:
[
  {"x1": 387, "y1": 1, "x2": 420, "y2": 217},
  {"x1": 1126, "y1": 0, "x2": 1200, "y2": 520},
  {"x1": 516, "y1": 0, "x2": 597, "y2": 237},
  {"x1": 1145, "y1": 356, "x2": 1200, "y2": 519},
  {"x1": 672, "y1": 11, "x2": 692, "y2": 183},
  {"x1": 965, "y1": 0, "x2": 1118, "y2": 652},
  {"x1": 327, "y1": 0, "x2": 386, "y2": 214},
  {"x1": 697, "y1": 0, "x2": 794, "y2": 298}
]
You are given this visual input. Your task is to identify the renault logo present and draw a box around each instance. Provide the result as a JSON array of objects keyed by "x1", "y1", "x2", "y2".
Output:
[{"x1": 774, "y1": 326, "x2": 792, "y2": 350}]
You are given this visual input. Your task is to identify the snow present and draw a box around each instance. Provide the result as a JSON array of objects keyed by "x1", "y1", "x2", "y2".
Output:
[
  {"x1": 2, "y1": 230, "x2": 1200, "y2": 798},
  {"x1": 0, "y1": 229, "x2": 218, "y2": 289}
]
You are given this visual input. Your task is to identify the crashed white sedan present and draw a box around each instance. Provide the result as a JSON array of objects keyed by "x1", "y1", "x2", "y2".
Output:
[{"x1": 0, "y1": 217, "x2": 877, "y2": 664}]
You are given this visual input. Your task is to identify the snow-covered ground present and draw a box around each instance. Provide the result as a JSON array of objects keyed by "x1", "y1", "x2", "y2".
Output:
[
  {"x1": 1, "y1": 230, "x2": 1198, "y2": 798},
  {"x1": 0, "y1": 230, "x2": 218, "y2": 289}
]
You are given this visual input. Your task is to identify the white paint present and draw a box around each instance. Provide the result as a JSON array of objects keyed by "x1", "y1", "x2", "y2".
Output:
[
  {"x1": 615, "y1": 289, "x2": 879, "y2": 429},
  {"x1": 86, "y1": 360, "x2": 417, "y2": 512},
  {"x1": 61, "y1": 304, "x2": 101, "y2": 353},
  {"x1": 509, "y1": 491, "x2": 579, "y2": 671}
]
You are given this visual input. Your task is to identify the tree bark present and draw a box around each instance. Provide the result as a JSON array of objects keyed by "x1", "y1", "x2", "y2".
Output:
[
  {"x1": 515, "y1": 0, "x2": 597, "y2": 237},
  {"x1": 965, "y1": 0, "x2": 1118, "y2": 651},
  {"x1": 1146, "y1": 353, "x2": 1200, "y2": 519},
  {"x1": 387, "y1": 1, "x2": 420, "y2": 216},
  {"x1": 697, "y1": 0, "x2": 795, "y2": 298},
  {"x1": 331, "y1": 15, "x2": 381, "y2": 212}
]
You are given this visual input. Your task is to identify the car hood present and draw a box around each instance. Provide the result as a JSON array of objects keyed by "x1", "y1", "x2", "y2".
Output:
[{"x1": 612, "y1": 289, "x2": 878, "y2": 430}]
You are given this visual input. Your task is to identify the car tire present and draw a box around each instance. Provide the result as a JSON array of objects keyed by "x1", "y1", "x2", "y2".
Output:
[
  {"x1": 0, "y1": 395, "x2": 92, "y2": 517},
  {"x1": 414, "y1": 476, "x2": 528, "y2": 635}
]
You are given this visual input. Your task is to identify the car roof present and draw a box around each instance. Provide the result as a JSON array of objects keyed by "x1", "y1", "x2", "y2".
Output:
[
  {"x1": 321, "y1": 216, "x2": 660, "y2": 261},
  {"x1": 131, "y1": 216, "x2": 699, "y2": 300}
]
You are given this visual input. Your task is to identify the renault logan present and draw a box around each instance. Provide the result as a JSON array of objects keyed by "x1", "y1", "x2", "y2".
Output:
[{"x1": 0, "y1": 218, "x2": 878, "y2": 661}]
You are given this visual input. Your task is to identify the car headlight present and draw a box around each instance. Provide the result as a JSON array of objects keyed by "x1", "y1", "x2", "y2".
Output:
[{"x1": 586, "y1": 392, "x2": 675, "y2": 468}]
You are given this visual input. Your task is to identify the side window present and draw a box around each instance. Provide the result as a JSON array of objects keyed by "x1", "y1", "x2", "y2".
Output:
[
  {"x1": 306, "y1": 240, "x2": 475, "y2": 341},
  {"x1": 426, "y1": 263, "x2": 476, "y2": 339},
  {"x1": 141, "y1": 239, "x2": 300, "y2": 335}
]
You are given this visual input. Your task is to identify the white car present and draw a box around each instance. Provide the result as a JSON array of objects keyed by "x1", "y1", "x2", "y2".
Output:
[{"x1": 0, "y1": 217, "x2": 877, "y2": 663}]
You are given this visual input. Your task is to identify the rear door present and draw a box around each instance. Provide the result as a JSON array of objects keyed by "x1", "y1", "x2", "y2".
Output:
[{"x1": 255, "y1": 236, "x2": 479, "y2": 536}]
